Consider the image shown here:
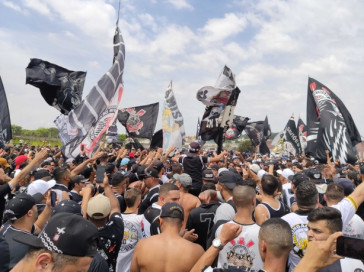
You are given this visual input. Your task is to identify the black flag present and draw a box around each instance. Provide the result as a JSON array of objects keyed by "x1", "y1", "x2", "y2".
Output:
[
  {"x1": 150, "y1": 129, "x2": 163, "y2": 149},
  {"x1": 306, "y1": 77, "x2": 361, "y2": 163},
  {"x1": 283, "y1": 115, "x2": 301, "y2": 156},
  {"x1": 297, "y1": 117, "x2": 307, "y2": 153},
  {"x1": 26, "y1": 59, "x2": 86, "y2": 114},
  {"x1": 118, "y1": 102, "x2": 159, "y2": 139},
  {"x1": 245, "y1": 121, "x2": 265, "y2": 147},
  {"x1": 0, "y1": 77, "x2": 12, "y2": 148},
  {"x1": 259, "y1": 116, "x2": 271, "y2": 155},
  {"x1": 224, "y1": 115, "x2": 249, "y2": 140}
]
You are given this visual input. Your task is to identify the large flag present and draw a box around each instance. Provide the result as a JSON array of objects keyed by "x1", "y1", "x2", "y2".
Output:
[
  {"x1": 297, "y1": 117, "x2": 307, "y2": 153},
  {"x1": 26, "y1": 59, "x2": 86, "y2": 114},
  {"x1": 162, "y1": 82, "x2": 185, "y2": 150},
  {"x1": 306, "y1": 77, "x2": 361, "y2": 163},
  {"x1": 198, "y1": 66, "x2": 239, "y2": 143},
  {"x1": 0, "y1": 77, "x2": 12, "y2": 148},
  {"x1": 150, "y1": 129, "x2": 163, "y2": 149},
  {"x1": 259, "y1": 116, "x2": 271, "y2": 155},
  {"x1": 118, "y1": 102, "x2": 159, "y2": 139},
  {"x1": 105, "y1": 123, "x2": 119, "y2": 144},
  {"x1": 245, "y1": 121, "x2": 265, "y2": 147},
  {"x1": 55, "y1": 24, "x2": 125, "y2": 158},
  {"x1": 272, "y1": 130, "x2": 285, "y2": 154},
  {"x1": 224, "y1": 115, "x2": 249, "y2": 140},
  {"x1": 282, "y1": 115, "x2": 302, "y2": 156}
]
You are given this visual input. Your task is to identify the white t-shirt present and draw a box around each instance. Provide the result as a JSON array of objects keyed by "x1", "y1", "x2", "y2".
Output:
[
  {"x1": 115, "y1": 213, "x2": 144, "y2": 272},
  {"x1": 282, "y1": 198, "x2": 356, "y2": 272},
  {"x1": 343, "y1": 214, "x2": 364, "y2": 239},
  {"x1": 215, "y1": 220, "x2": 263, "y2": 271}
]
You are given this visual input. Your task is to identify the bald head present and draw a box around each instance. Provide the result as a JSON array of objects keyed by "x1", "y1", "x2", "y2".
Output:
[
  {"x1": 259, "y1": 218, "x2": 293, "y2": 258},
  {"x1": 232, "y1": 185, "x2": 256, "y2": 208}
]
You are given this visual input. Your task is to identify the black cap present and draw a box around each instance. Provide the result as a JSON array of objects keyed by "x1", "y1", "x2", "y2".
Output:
[
  {"x1": 52, "y1": 200, "x2": 82, "y2": 216},
  {"x1": 292, "y1": 173, "x2": 309, "y2": 186},
  {"x1": 70, "y1": 175, "x2": 88, "y2": 184},
  {"x1": 160, "y1": 202, "x2": 184, "y2": 220},
  {"x1": 4, "y1": 193, "x2": 43, "y2": 220},
  {"x1": 202, "y1": 169, "x2": 216, "y2": 182},
  {"x1": 336, "y1": 179, "x2": 354, "y2": 196},
  {"x1": 14, "y1": 213, "x2": 98, "y2": 257},
  {"x1": 188, "y1": 142, "x2": 200, "y2": 153},
  {"x1": 218, "y1": 171, "x2": 242, "y2": 190},
  {"x1": 34, "y1": 169, "x2": 51, "y2": 180},
  {"x1": 307, "y1": 168, "x2": 324, "y2": 183},
  {"x1": 153, "y1": 160, "x2": 164, "y2": 172},
  {"x1": 360, "y1": 165, "x2": 364, "y2": 175},
  {"x1": 136, "y1": 165, "x2": 148, "y2": 180},
  {"x1": 145, "y1": 167, "x2": 159, "y2": 178}
]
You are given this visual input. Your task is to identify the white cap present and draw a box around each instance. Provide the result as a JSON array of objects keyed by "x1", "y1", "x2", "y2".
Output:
[
  {"x1": 257, "y1": 169, "x2": 267, "y2": 179},
  {"x1": 282, "y1": 168, "x2": 294, "y2": 180},
  {"x1": 277, "y1": 170, "x2": 283, "y2": 175},
  {"x1": 27, "y1": 179, "x2": 56, "y2": 196},
  {"x1": 250, "y1": 164, "x2": 261, "y2": 174},
  {"x1": 217, "y1": 167, "x2": 229, "y2": 176}
]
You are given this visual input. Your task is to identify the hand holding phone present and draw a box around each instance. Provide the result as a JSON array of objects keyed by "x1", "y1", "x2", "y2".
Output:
[
  {"x1": 336, "y1": 235, "x2": 364, "y2": 260},
  {"x1": 96, "y1": 165, "x2": 106, "y2": 183}
]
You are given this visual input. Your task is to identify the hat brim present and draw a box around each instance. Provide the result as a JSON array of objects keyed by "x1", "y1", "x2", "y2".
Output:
[{"x1": 13, "y1": 232, "x2": 43, "y2": 249}]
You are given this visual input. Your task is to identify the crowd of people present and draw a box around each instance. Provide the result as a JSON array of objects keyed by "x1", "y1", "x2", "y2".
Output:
[{"x1": 0, "y1": 140, "x2": 364, "y2": 272}]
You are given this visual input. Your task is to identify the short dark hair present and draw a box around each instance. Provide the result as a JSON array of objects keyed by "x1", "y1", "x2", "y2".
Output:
[
  {"x1": 295, "y1": 181, "x2": 318, "y2": 208},
  {"x1": 53, "y1": 166, "x2": 70, "y2": 183},
  {"x1": 171, "y1": 163, "x2": 182, "y2": 175},
  {"x1": 201, "y1": 183, "x2": 216, "y2": 192},
  {"x1": 261, "y1": 175, "x2": 279, "y2": 195},
  {"x1": 325, "y1": 183, "x2": 345, "y2": 202},
  {"x1": 110, "y1": 172, "x2": 126, "y2": 186},
  {"x1": 125, "y1": 188, "x2": 141, "y2": 207},
  {"x1": 259, "y1": 218, "x2": 293, "y2": 257},
  {"x1": 159, "y1": 183, "x2": 179, "y2": 197},
  {"x1": 233, "y1": 185, "x2": 256, "y2": 208},
  {"x1": 307, "y1": 207, "x2": 342, "y2": 233}
]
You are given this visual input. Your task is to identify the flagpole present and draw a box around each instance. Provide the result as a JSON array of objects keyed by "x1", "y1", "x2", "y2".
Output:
[{"x1": 216, "y1": 127, "x2": 224, "y2": 154}]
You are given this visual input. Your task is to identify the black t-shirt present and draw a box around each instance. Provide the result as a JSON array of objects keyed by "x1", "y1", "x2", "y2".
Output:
[
  {"x1": 179, "y1": 155, "x2": 208, "y2": 189},
  {"x1": 70, "y1": 191, "x2": 83, "y2": 203},
  {"x1": 0, "y1": 236, "x2": 10, "y2": 272},
  {"x1": 98, "y1": 212, "x2": 124, "y2": 272},
  {"x1": 0, "y1": 226, "x2": 33, "y2": 269},
  {"x1": 114, "y1": 193, "x2": 126, "y2": 213},
  {"x1": 143, "y1": 205, "x2": 162, "y2": 236},
  {"x1": 88, "y1": 252, "x2": 109, "y2": 272},
  {"x1": 138, "y1": 185, "x2": 159, "y2": 215},
  {"x1": 0, "y1": 183, "x2": 11, "y2": 224},
  {"x1": 186, "y1": 202, "x2": 221, "y2": 250}
]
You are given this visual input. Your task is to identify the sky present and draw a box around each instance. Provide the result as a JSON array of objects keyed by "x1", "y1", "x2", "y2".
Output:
[{"x1": 0, "y1": 0, "x2": 364, "y2": 138}]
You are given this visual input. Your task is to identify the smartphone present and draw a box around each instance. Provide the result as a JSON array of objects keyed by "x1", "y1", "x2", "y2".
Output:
[
  {"x1": 336, "y1": 236, "x2": 364, "y2": 260},
  {"x1": 50, "y1": 191, "x2": 57, "y2": 207},
  {"x1": 96, "y1": 165, "x2": 106, "y2": 183}
]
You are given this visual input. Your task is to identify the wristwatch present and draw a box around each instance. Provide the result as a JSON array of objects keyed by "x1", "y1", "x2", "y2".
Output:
[{"x1": 212, "y1": 238, "x2": 224, "y2": 250}]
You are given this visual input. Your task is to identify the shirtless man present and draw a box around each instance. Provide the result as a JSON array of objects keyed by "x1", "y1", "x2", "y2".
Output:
[
  {"x1": 130, "y1": 202, "x2": 204, "y2": 272},
  {"x1": 255, "y1": 174, "x2": 286, "y2": 225},
  {"x1": 173, "y1": 173, "x2": 201, "y2": 228}
]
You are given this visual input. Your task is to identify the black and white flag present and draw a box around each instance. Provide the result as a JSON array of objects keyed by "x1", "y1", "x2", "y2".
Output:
[
  {"x1": 245, "y1": 121, "x2": 265, "y2": 147},
  {"x1": 26, "y1": 59, "x2": 86, "y2": 114},
  {"x1": 306, "y1": 77, "x2": 361, "y2": 163},
  {"x1": 297, "y1": 117, "x2": 307, "y2": 153},
  {"x1": 55, "y1": 24, "x2": 125, "y2": 158},
  {"x1": 224, "y1": 115, "x2": 249, "y2": 140},
  {"x1": 118, "y1": 102, "x2": 159, "y2": 139},
  {"x1": 0, "y1": 77, "x2": 12, "y2": 148},
  {"x1": 259, "y1": 116, "x2": 271, "y2": 155},
  {"x1": 283, "y1": 115, "x2": 302, "y2": 156}
]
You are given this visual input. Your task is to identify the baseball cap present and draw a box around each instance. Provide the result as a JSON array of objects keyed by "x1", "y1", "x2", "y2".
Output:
[
  {"x1": 120, "y1": 158, "x2": 130, "y2": 166},
  {"x1": 217, "y1": 167, "x2": 228, "y2": 176},
  {"x1": 336, "y1": 179, "x2": 354, "y2": 196},
  {"x1": 202, "y1": 169, "x2": 216, "y2": 181},
  {"x1": 307, "y1": 168, "x2": 324, "y2": 183},
  {"x1": 70, "y1": 175, "x2": 88, "y2": 184},
  {"x1": 15, "y1": 155, "x2": 28, "y2": 169},
  {"x1": 145, "y1": 167, "x2": 159, "y2": 178},
  {"x1": 14, "y1": 213, "x2": 98, "y2": 257},
  {"x1": 173, "y1": 173, "x2": 192, "y2": 187},
  {"x1": 128, "y1": 152, "x2": 135, "y2": 158},
  {"x1": 218, "y1": 171, "x2": 242, "y2": 190},
  {"x1": 33, "y1": 169, "x2": 52, "y2": 180},
  {"x1": 188, "y1": 142, "x2": 200, "y2": 153},
  {"x1": 0, "y1": 158, "x2": 10, "y2": 168},
  {"x1": 87, "y1": 194, "x2": 111, "y2": 219},
  {"x1": 360, "y1": 165, "x2": 364, "y2": 175},
  {"x1": 291, "y1": 173, "x2": 309, "y2": 186},
  {"x1": 136, "y1": 165, "x2": 148, "y2": 180},
  {"x1": 209, "y1": 164, "x2": 219, "y2": 171},
  {"x1": 53, "y1": 200, "x2": 82, "y2": 216},
  {"x1": 257, "y1": 169, "x2": 267, "y2": 179},
  {"x1": 249, "y1": 164, "x2": 261, "y2": 174},
  {"x1": 153, "y1": 160, "x2": 164, "y2": 172},
  {"x1": 282, "y1": 168, "x2": 294, "y2": 180},
  {"x1": 4, "y1": 193, "x2": 43, "y2": 220},
  {"x1": 160, "y1": 202, "x2": 184, "y2": 220},
  {"x1": 27, "y1": 179, "x2": 56, "y2": 196}
]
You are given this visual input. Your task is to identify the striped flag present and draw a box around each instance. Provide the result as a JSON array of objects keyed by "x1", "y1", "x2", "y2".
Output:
[{"x1": 55, "y1": 24, "x2": 125, "y2": 158}]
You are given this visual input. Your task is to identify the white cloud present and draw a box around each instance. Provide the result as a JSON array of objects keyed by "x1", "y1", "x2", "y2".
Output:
[
  {"x1": 23, "y1": 0, "x2": 51, "y2": 15},
  {"x1": 2, "y1": 0, "x2": 27, "y2": 14},
  {"x1": 165, "y1": 0, "x2": 193, "y2": 10}
]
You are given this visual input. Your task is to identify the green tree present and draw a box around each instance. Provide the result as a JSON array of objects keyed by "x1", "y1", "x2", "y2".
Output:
[
  {"x1": 118, "y1": 134, "x2": 127, "y2": 142},
  {"x1": 11, "y1": 125, "x2": 22, "y2": 136},
  {"x1": 238, "y1": 140, "x2": 255, "y2": 153}
]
